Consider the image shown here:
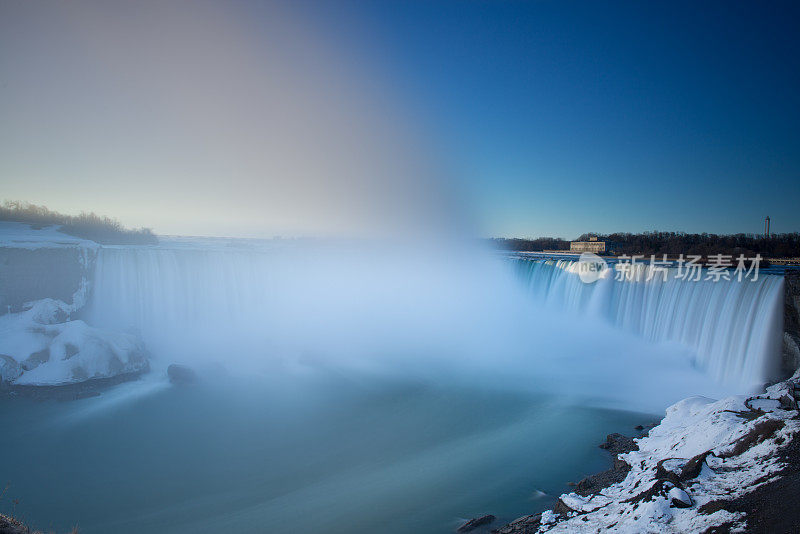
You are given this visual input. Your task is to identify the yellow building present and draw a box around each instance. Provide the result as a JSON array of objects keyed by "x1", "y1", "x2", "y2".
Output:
[{"x1": 570, "y1": 236, "x2": 606, "y2": 254}]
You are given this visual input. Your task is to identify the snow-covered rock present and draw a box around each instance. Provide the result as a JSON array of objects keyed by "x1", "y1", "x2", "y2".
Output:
[
  {"x1": 668, "y1": 487, "x2": 692, "y2": 508},
  {"x1": 0, "y1": 299, "x2": 148, "y2": 386},
  {"x1": 496, "y1": 373, "x2": 800, "y2": 533}
]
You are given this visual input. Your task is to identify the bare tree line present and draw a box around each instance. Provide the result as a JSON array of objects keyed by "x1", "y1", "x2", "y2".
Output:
[
  {"x1": 0, "y1": 201, "x2": 157, "y2": 245},
  {"x1": 491, "y1": 231, "x2": 800, "y2": 258}
]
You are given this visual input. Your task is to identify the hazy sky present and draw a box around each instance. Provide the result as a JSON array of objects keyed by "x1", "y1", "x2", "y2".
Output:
[{"x1": 1, "y1": 1, "x2": 798, "y2": 238}]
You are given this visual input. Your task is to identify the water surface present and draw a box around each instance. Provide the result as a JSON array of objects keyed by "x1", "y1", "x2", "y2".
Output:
[{"x1": 0, "y1": 370, "x2": 647, "y2": 533}]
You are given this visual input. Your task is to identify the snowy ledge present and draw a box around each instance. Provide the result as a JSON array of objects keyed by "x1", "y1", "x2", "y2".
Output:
[
  {"x1": 0, "y1": 221, "x2": 100, "y2": 250},
  {"x1": 0, "y1": 299, "x2": 149, "y2": 392},
  {"x1": 493, "y1": 373, "x2": 800, "y2": 533}
]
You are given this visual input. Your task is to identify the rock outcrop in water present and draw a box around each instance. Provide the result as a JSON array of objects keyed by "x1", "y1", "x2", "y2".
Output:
[
  {"x1": 167, "y1": 364, "x2": 198, "y2": 385},
  {"x1": 457, "y1": 514, "x2": 496, "y2": 532}
]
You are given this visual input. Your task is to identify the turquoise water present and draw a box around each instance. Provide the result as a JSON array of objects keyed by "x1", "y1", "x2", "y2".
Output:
[{"x1": 0, "y1": 371, "x2": 647, "y2": 533}]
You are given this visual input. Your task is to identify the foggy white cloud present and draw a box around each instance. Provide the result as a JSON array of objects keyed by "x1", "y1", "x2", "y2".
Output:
[{"x1": 0, "y1": 0, "x2": 455, "y2": 238}]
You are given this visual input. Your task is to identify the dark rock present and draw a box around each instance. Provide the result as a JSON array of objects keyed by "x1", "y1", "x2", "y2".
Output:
[
  {"x1": 567, "y1": 433, "x2": 641, "y2": 498},
  {"x1": 74, "y1": 389, "x2": 101, "y2": 400},
  {"x1": 783, "y1": 272, "x2": 800, "y2": 377},
  {"x1": 671, "y1": 499, "x2": 691, "y2": 509},
  {"x1": 679, "y1": 450, "x2": 713, "y2": 481},
  {"x1": 654, "y1": 459, "x2": 683, "y2": 487},
  {"x1": 24, "y1": 347, "x2": 50, "y2": 370},
  {"x1": 778, "y1": 387, "x2": 798, "y2": 411},
  {"x1": 670, "y1": 489, "x2": 693, "y2": 508},
  {"x1": 697, "y1": 431, "x2": 800, "y2": 533},
  {"x1": 2, "y1": 367, "x2": 148, "y2": 401},
  {"x1": 623, "y1": 478, "x2": 671, "y2": 505},
  {"x1": 457, "y1": 514, "x2": 495, "y2": 532},
  {"x1": 598, "y1": 433, "x2": 638, "y2": 456},
  {"x1": 0, "y1": 355, "x2": 22, "y2": 383},
  {"x1": 630, "y1": 457, "x2": 703, "y2": 508},
  {"x1": 168, "y1": 364, "x2": 198, "y2": 385},
  {"x1": 71, "y1": 365, "x2": 89, "y2": 381},
  {"x1": 574, "y1": 463, "x2": 630, "y2": 497},
  {"x1": 635, "y1": 425, "x2": 644, "y2": 431},
  {"x1": 64, "y1": 343, "x2": 80, "y2": 359},
  {"x1": 720, "y1": 419, "x2": 785, "y2": 458},
  {"x1": 0, "y1": 512, "x2": 30, "y2": 534},
  {"x1": 552, "y1": 498, "x2": 576, "y2": 517},
  {"x1": 491, "y1": 514, "x2": 541, "y2": 534}
]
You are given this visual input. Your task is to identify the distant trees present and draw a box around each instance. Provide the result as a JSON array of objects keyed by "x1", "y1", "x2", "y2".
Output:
[
  {"x1": 492, "y1": 231, "x2": 800, "y2": 258},
  {"x1": 0, "y1": 200, "x2": 158, "y2": 245},
  {"x1": 488, "y1": 237, "x2": 570, "y2": 252}
]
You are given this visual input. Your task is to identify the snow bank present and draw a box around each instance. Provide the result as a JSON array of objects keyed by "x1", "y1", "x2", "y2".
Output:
[
  {"x1": 0, "y1": 299, "x2": 148, "y2": 386},
  {"x1": 0, "y1": 222, "x2": 98, "y2": 250},
  {"x1": 497, "y1": 374, "x2": 800, "y2": 533}
]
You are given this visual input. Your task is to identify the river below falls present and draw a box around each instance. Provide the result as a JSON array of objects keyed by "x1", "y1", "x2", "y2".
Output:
[{"x1": 0, "y1": 369, "x2": 649, "y2": 533}]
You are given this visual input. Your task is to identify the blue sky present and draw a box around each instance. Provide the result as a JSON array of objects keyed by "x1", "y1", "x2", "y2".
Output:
[
  {"x1": 314, "y1": 0, "x2": 800, "y2": 237},
  {"x1": 1, "y1": 1, "x2": 798, "y2": 238}
]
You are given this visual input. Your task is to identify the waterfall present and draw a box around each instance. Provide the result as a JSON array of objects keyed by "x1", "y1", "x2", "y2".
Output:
[
  {"x1": 512, "y1": 257, "x2": 785, "y2": 386},
  {"x1": 85, "y1": 241, "x2": 526, "y2": 368},
  {"x1": 87, "y1": 244, "x2": 302, "y2": 361},
  {"x1": 86, "y1": 243, "x2": 785, "y2": 392}
]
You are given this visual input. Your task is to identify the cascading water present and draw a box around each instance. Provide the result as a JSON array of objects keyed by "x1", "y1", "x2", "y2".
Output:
[
  {"x1": 86, "y1": 239, "x2": 537, "y2": 373},
  {"x1": 86, "y1": 241, "x2": 784, "y2": 400},
  {"x1": 88, "y1": 244, "x2": 287, "y2": 354},
  {"x1": 512, "y1": 257, "x2": 785, "y2": 387}
]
